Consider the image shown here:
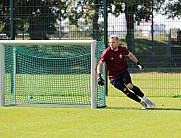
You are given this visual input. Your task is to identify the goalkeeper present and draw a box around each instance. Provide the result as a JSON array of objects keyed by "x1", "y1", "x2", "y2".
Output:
[{"x1": 97, "y1": 35, "x2": 155, "y2": 109}]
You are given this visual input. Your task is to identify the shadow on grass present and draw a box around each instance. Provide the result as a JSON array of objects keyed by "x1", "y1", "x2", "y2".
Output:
[
  {"x1": 105, "y1": 106, "x2": 181, "y2": 111},
  {"x1": 105, "y1": 106, "x2": 141, "y2": 110},
  {"x1": 149, "y1": 107, "x2": 181, "y2": 111}
]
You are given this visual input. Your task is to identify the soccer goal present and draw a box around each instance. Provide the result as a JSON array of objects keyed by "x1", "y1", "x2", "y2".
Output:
[{"x1": 0, "y1": 40, "x2": 106, "y2": 109}]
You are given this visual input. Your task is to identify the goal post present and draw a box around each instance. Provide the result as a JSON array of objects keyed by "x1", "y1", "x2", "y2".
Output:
[
  {"x1": 0, "y1": 40, "x2": 106, "y2": 109},
  {"x1": 0, "y1": 44, "x2": 5, "y2": 107}
]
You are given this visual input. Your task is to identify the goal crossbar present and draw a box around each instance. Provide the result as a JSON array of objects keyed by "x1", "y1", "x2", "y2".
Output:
[
  {"x1": 0, "y1": 40, "x2": 96, "y2": 46},
  {"x1": 0, "y1": 40, "x2": 98, "y2": 109}
]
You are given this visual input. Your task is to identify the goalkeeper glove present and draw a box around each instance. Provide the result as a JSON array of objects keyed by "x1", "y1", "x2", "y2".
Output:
[
  {"x1": 97, "y1": 73, "x2": 104, "y2": 86},
  {"x1": 137, "y1": 61, "x2": 144, "y2": 70}
]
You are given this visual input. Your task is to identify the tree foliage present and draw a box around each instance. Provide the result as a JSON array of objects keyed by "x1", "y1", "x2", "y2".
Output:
[
  {"x1": 0, "y1": 0, "x2": 67, "y2": 39},
  {"x1": 106, "y1": 0, "x2": 154, "y2": 51},
  {"x1": 162, "y1": 0, "x2": 181, "y2": 19},
  {"x1": 0, "y1": 0, "x2": 180, "y2": 42}
]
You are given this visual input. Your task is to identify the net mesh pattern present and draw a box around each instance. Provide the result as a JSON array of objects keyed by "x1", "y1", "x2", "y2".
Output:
[{"x1": 4, "y1": 41, "x2": 106, "y2": 107}]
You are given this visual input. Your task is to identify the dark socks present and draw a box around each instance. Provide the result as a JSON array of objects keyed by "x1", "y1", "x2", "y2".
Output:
[
  {"x1": 127, "y1": 91, "x2": 141, "y2": 103},
  {"x1": 132, "y1": 86, "x2": 144, "y2": 97}
]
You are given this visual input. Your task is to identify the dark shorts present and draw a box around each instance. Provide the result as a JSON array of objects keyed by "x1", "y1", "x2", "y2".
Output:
[{"x1": 110, "y1": 70, "x2": 132, "y2": 92}]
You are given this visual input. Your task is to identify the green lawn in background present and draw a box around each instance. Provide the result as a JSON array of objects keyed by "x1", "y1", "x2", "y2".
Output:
[
  {"x1": 108, "y1": 72, "x2": 181, "y2": 97},
  {"x1": 0, "y1": 97, "x2": 181, "y2": 138},
  {"x1": 1, "y1": 37, "x2": 181, "y2": 137}
]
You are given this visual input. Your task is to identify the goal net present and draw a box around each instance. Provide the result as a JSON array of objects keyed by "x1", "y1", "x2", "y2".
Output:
[{"x1": 0, "y1": 40, "x2": 106, "y2": 109}]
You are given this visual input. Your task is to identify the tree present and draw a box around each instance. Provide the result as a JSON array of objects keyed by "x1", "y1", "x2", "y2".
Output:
[
  {"x1": 108, "y1": 0, "x2": 181, "y2": 50},
  {"x1": 0, "y1": 0, "x2": 67, "y2": 39},
  {"x1": 67, "y1": 0, "x2": 156, "y2": 50},
  {"x1": 161, "y1": 0, "x2": 181, "y2": 19},
  {"x1": 65, "y1": 0, "x2": 104, "y2": 40},
  {"x1": 0, "y1": 0, "x2": 103, "y2": 40},
  {"x1": 0, "y1": 0, "x2": 180, "y2": 41},
  {"x1": 105, "y1": 0, "x2": 154, "y2": 52}
]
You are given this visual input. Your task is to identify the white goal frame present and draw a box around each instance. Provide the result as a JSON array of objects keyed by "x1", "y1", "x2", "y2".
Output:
[{"x1": 0, "y1": 40, "x2": 97, "y2": 109}]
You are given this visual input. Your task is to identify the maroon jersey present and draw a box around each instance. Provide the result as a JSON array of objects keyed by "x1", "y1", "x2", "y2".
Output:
[{"x1": 100, "y1": 46, "x2": 129, "y2": 80}]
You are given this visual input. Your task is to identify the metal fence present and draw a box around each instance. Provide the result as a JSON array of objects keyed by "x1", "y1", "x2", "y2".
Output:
[{"x1": 0, "y1": 0, "x2": 181, "y2": 97}]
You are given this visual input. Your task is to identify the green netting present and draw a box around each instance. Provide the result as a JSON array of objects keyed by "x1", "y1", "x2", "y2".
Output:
[{"x1": 5, "y1": 41, "x2": 106, "y2": 108}]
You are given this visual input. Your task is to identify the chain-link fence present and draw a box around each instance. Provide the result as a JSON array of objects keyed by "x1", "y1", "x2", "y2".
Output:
[{"x1": 0, "y1": 0, "x2": 181, "y2": 97}]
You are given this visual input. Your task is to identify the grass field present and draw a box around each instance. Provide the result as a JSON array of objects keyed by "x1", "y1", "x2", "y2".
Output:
[
  {"x1": 108, "y1": 72, "x2": 181, "y2": 97},
  {"x1": 0, "y1": 97, "x2": 181, "y2": 138},
  {"x1": 2, "y1": 48, "x2": 181, "y2": 138}
]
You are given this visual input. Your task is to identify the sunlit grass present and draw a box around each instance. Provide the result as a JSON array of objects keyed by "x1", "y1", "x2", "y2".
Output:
[
  {"x1": 0, "y1": 97, "x2": 181, "y2": 138},
  {"x1": 108, "y1": 72, "x2": 181, "y2": 97}
]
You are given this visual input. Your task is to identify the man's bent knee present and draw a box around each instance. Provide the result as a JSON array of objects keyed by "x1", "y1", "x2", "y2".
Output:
[{"x1": 126, "y1": 83, "x2": 133, "y2": 89}]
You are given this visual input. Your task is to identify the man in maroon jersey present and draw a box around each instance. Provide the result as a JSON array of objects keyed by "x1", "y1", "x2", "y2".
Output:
[{"x1": 97, "y1": 35, "x2": 155, "y2": 109}]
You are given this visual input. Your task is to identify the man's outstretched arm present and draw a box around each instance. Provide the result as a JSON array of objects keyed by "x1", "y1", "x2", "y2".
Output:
[{"x1": 127, "y1": 51, "x2": 144, "y2": 70}]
